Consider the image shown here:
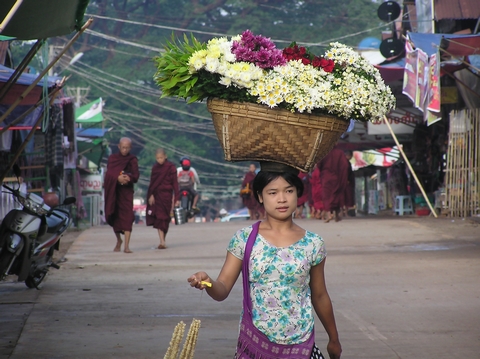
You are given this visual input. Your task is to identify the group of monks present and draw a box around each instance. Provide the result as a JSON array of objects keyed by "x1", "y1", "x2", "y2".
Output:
[
  {"x1": 297, "y1": 148, "x2": 355, "y2": 222},
  {"x1": 104, "y1": 138, "x2": 180, "y2": 253}
]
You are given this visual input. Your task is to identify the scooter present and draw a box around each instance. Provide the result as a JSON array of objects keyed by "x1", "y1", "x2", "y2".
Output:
[
  {"x1": 0, "y1": 165, "x2": 76, "y2": 289},
  {"x1": 179, "y1": 189, "x2": 195, "y2": 219}
]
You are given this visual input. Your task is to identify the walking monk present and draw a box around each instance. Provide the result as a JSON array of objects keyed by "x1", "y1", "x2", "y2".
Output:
[
  {"x1": 146, "y1": 149, "x2": 179, "y2": 249},
  {"x1": 318, "y1": 147, "x2": 349, "y2": 222},
  {"x1": 104, "y1": 137, "x2": 139, "y2": 253}
]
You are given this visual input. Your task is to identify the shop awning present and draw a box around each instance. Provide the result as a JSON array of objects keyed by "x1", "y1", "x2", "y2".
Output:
[
  {"x1": 0, "y1": 64, "x2": 61, "y2": 105},
  {"x1": 76, "y1": 127, "x2": 110, "y2": 137},
  {"x1": 0, "y1": 103, "x2": 43, "y2": 129},
  {"x1": 0, "y1": 0, "x2": 90, "y2": 40},
  {"x1": 375, "y1": 57, "x2": 405, "y2": 84},
  {"x1": 407, "y1": 32, "x2": 480, "y2": 57}
]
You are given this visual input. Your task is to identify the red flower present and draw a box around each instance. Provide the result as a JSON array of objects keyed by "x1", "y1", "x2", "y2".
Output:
[
  {"x1": 302, "y1": 58, "x2": 311, "y2": 65},
  {"x1": 312, "y1": 57, "x2": 322, "y2": 68},
  {"x1": 320, "y1": 58, "x2": 335, "y2": 73}
]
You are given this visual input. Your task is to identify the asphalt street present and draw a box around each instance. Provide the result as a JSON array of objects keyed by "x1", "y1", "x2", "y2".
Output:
[{"x1": 1, "y1": 216, "x2": 479, "y2": 359}]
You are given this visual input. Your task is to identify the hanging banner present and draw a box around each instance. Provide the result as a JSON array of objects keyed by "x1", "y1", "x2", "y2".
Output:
[
  {"x1": 427, "y1": 52, "x2": 441, "y2": 112},
  {"x1": 351, "y1": 147, "x2": 401, "y2": 171},
  {"x1": 402, "y1": 41, "x2": 418, "y2": 103},
  {"x1": 426, "y1": 110, "x2": 442, "y2": 126},
  {"x1": 416, "y1": 49, "x2": 428, "y2": 111}
]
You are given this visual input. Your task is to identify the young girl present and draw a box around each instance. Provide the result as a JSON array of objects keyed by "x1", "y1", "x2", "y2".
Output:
[{"x1": 188, "y1": 170, "x2": 342, "y2": 359}]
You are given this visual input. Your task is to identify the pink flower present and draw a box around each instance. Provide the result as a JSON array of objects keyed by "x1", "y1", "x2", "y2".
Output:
[{"x1": 232, "y1": 30, "x2": 286, "y2": 69}]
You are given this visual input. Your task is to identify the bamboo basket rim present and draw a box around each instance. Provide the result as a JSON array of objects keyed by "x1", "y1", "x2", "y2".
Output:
[{"x1": 207, "y1": 98, "x2": 349, "y2": 131}]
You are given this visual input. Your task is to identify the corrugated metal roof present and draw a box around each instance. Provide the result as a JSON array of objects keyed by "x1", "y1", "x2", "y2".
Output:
[{"x1": 435, "y1": 0, "x2": 480, "y2": 20}]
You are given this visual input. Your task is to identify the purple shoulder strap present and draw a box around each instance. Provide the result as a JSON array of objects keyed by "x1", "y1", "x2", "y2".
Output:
[{"x1": 242, "y1": 221, "x2": 261, "y2": 314}]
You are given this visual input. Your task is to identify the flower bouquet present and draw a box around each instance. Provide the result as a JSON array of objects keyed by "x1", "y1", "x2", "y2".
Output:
[{"x1": 154, "y1": 30, "x2": 395, "y2": 171}]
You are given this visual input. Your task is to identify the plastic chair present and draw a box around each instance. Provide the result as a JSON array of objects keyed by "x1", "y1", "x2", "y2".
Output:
[{"x1": 394, "y1": 195, "x2": 413, "y2": 215}]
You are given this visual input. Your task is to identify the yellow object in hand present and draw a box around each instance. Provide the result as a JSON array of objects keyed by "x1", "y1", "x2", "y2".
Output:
[{"x1": 200, "y1": 281, "x2": 212, "y2": 287}]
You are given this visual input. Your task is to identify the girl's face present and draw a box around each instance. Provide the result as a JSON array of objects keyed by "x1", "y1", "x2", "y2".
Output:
[{"x1": 258, "y1": 176, "x2": 297, "y2": 220}]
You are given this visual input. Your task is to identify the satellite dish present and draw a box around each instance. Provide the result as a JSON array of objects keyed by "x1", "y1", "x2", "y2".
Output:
[
  {"x1": 379, "y1": 37, "x2": 404, "y2": 58},
  {"x1": 377, "y1": 1, "x2": 401, "y2": 22}
]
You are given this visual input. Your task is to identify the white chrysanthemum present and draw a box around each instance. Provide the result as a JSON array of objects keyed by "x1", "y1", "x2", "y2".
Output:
[{"x1": 219, "y1": 77, "x2": 232, "y2": 87}]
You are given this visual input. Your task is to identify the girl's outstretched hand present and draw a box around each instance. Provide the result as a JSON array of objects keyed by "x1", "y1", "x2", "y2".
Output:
[{"x1": 187, "y1": 271, "x2": 211, "y2": 289}]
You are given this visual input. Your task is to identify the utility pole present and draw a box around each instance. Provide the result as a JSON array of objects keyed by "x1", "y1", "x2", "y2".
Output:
[{"x1": 64, "y1": 86, "x2": 90, "y2": 108}]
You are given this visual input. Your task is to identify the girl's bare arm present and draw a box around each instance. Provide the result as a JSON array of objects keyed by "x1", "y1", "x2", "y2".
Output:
[{"x1": 188, "y1": 252, "x2": 242, "y2": 302}]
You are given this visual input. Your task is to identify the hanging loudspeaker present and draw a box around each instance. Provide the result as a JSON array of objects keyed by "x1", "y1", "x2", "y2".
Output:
[
  {"x1": 377, "y1": 1, "x2": 401, "y2": 22},
  {"x1": 379, "y1": 37, "x2": 404, "y2": 58}
]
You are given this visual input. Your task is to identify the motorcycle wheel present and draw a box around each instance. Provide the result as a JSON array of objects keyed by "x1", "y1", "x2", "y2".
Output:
[
  {"x1": 25, "y1": 248, "x2": 53, "y2": 289},
  {"x1": 0, "y1": 251, "x2": 15, "y2": 279},
  {"x1": 25, "y1": 269, "x2": 47, "y2": 289},
  {"x1": 181, "y1": 196, "x2": 190, "y2": 210}
]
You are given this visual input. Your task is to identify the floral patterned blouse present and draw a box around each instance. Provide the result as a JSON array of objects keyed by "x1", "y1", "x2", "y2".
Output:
[{"x1": 227, "y1": 225, "x2": 326, "y2": 345}]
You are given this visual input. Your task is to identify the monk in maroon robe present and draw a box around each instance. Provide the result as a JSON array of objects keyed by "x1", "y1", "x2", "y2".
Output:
[
  {"x1": 104, "y1": 138, "x2": 139, "y2": 253},
  {"x1": 310, "y1": 165, "x2": 325, "y2": 219},
  {"x1": 344, "y1": 150, "x2": 356, "y2": 212},
  {"x1": 318, "y1": 147, "x2": 350, "y2": 222},
  {"x1": 295, "y1": 171, "x2": 309, "y2": 218},
  {"x1": 146, "y1": 149, "x2": 179, "y2": 249},
  {"x1": 241, "y1": 163, "x2": 260, "y2": 219}
]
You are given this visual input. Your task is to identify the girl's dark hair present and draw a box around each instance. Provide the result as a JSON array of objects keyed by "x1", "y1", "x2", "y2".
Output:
[{"x1": 252, "y1": 171, "x2": 304, "y2": 203}]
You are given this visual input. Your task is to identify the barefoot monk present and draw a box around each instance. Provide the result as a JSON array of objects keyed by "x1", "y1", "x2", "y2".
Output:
[{"x1": 104, "y1": 137, "x2": 139, "y2": 253}]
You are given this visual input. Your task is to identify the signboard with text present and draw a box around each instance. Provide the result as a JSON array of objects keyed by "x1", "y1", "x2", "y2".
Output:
[
  {"x1": 368, "y1": 110, "x2": 419, "y2": 135},
  {"x1": 80, "y1": 174, "x2": 103, "y2": 192}
]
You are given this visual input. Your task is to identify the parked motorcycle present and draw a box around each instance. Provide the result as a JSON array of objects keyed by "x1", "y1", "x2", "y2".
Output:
[{"x1": 0, "y1": 165, "x2": 76, "y2": 289}]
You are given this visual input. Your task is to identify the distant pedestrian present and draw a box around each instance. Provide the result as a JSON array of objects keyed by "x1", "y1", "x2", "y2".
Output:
[
  {"x1": 241, "y1": 163, "x2": 261, "y2": 220},
  {"x1": 146, "y1": 149, "x2": 179, "y2": 249},
  {"x1": 295, "y1": 171, "x2": 309, "y2": 218},
  {"x1": 104, "y1": 137, "x2": 139, "y2": 253},
  {"x1": 343, "y1": 150, "x2": 355, "y2": 215},
  {"x1": 318, "y1": 148, "x2": 349, "y2": 223},
  {"x1": 310, "y1": 164, "x2": 325, "y2": 220}
]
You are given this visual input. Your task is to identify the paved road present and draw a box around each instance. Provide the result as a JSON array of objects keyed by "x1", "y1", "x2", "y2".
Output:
[{"x1": 1, "y1": 216, "x2": 479, "y2": 359}]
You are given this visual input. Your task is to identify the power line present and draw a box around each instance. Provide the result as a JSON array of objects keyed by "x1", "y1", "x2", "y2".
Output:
[
  {"x1": 65, "y1": 60, "x2": 213, "y2": 123},
  {"x1": 84, "y1": 29, "x2": 162, "y2": 52},
  {"x1": 65, "y1": 65, "x2": 217, "y2": 138},
  {"x1": 85, "y1": 12, "x2": 393, "y2": 47}
]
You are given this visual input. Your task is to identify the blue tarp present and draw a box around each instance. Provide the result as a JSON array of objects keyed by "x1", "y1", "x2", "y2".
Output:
[
  {"x1": 76, "y1": 128, "x2": 110, "y2": 137},
  {"x1": 408, "y1": 32, "x2": 480, "y2": 57},
  {"x1": 0, "y1": 64, "x2": 61, "y2": 87},
  {"x1": 0, "y1": 104, "x2": 43, "y2": 128}
]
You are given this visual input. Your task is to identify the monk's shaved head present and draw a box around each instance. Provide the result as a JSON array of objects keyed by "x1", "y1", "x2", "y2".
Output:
[
  {"x1": 118, "y1": 137, "x2": 132, "y2": 156},
  {"x1": 119, "y1": 137, "x2": 132, "y2": 145},
  {"x1": 156, "y1": 148, "x2": 166, "y2": 156}
]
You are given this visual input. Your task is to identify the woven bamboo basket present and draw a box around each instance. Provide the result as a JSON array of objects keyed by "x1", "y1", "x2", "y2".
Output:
[{"x1": 207, "y1": 98, "x2": 349, "y2": 172}]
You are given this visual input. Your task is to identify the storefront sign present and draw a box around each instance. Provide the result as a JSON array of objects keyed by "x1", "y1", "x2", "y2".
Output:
[
  {"x1": 368, "y1": 111, "x2": 418, "y2": 135},
  {"x1": 80, "y1": 174, "x2": 103, "y2": 192}
]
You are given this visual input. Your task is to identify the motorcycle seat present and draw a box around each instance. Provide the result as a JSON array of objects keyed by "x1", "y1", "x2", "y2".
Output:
[{"x1": 45, "y1": 209, "x2": 69, "y2": 233}]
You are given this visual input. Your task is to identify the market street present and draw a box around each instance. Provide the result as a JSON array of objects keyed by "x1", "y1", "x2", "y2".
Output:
[{"x1": 1, "y1": 216, "x2": 479, "y2": 359}]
